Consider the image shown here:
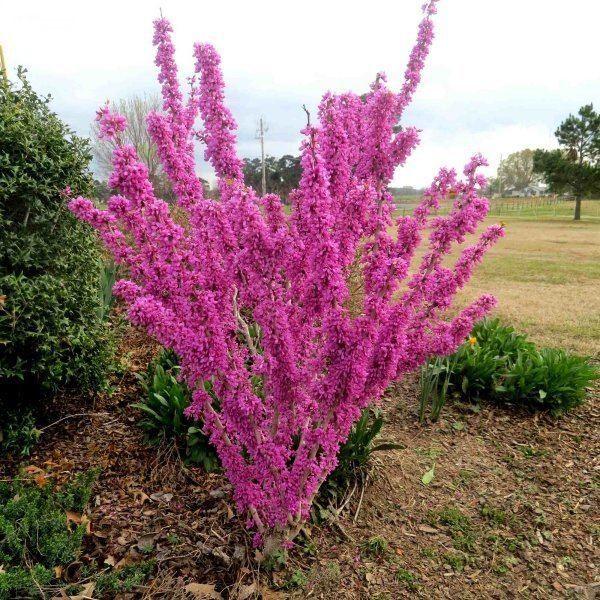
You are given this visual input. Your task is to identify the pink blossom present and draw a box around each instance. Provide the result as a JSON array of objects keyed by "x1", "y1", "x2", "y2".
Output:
[{"x1": 95, "y1": 102, "x2": 127, "y2": 140}]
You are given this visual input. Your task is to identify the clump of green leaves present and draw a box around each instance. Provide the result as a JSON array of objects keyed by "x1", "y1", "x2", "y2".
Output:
[
  {"x1": 0, "y1": 70, "x2": 113, "y2": 400},
  {"x1": 361, "y1": 536, "x2": 389, "y2": 558},
  {"x1": 283, "y1": 569, "x2": 308, "y2": 590},
  {"x1": 429, "y1": 506, "x2": 476, "y2": 553},
  {"x1": 98, "y1": 258, "x2": 119, "y2": 320},
  {"x1": 496, "y1": 347, "x2": 596, "y2": 413},
  {"x1": 395, "y1": 567, "x2": 419, "y2": 591},
  {"x1": 327, "y1": 409, "x2": 403, "y2": 487},
  {"x1": 133, "y1": 348, "x2": 220, "y2": 471},
  {"x1": 419, "y1": 356, "x2": 455, "y2": 422},
  {"x1": 419, "y1": 318, "x2": 597, "y2": 418},
  {"x1": 0, "y1": 408, "x2": 41, "y2": 456},
  {"x1": 0, "y1": 470, "x2": 98, "y2": 599}
]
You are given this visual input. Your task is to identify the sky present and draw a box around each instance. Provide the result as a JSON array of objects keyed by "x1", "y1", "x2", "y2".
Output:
[{"x1": 3, "y1": 0, "x2": 599, "y2": 187}]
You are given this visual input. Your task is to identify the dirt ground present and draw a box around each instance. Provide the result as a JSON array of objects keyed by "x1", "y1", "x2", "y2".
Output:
[{"x1": 4, "y1": 324, "x2": 598, "y2": 599}]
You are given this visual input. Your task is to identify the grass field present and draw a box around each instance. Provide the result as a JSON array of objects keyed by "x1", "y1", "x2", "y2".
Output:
[
  {"x1": 393, "y1": 200, "x2": 600, "y2": 356},
  {"x1": 455, "y1": 208, "x2": 600, "y2": 356}
]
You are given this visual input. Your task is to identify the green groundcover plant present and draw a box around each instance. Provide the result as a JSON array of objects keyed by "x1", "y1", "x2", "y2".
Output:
[
  {"x1": 420, "y1": 319, "x2": 598, "y2": 418},
  {"x1": 0, "y1": 470, "x2": 97, "y2": 599},
  {"x1": 0, "y1": 69, "x2": 112, "y2": 401},
  {"x1": 133, "y1": 348, "x2": 220, "y2": 471}
]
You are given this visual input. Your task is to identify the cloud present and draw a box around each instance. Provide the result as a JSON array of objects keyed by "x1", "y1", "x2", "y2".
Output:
[{"x1": 4, "y1": 0, "x2": 598, "y2": 186}]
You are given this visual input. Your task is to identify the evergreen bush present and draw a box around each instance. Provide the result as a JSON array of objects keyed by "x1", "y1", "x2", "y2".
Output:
[{"x1": 0, "y1": 70, "x2": 112, "y2": 401}]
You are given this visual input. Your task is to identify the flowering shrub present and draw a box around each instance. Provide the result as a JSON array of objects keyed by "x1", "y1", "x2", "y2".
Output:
[{"x1": 69, "y1": 0, "x2": 504, "y2": 547}]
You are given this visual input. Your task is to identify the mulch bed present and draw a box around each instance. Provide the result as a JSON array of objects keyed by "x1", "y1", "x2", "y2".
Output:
[{"x1": 2, "y1": 323, "x2": 598, "y2": 599}]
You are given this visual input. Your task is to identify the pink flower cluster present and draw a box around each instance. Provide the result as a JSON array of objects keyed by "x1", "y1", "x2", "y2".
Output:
[
  {"x1": 95, "y1": 102, "x2": 127, "y2": 140},
  {"x1": 70, "y1": 1, "x2": 503, "y2": 546}
]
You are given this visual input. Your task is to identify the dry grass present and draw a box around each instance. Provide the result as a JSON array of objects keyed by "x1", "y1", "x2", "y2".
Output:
[
  {"x1": 454, "y1": 216, "x2": 600, "y2": 356},
  {"x1": 389, "y1": 204, "x2": 600, "y2": 356}
]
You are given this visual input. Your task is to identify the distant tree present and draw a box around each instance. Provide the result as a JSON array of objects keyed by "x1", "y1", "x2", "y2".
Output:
[
  {"x1": 485, "y1": 176, "x2": 501, "y2": 196},
  {"x1": 496, "y1": 149, "x2": 540, "y2": 193},
  {"x1": 92, "y1": 179, "x2": 111, "y2": 203},
  {"x1": 533, "y1": 104, "x2": 600, "y2": 220},
  {"x1": 92, "y1": 93, "x2": 174, "y2": 201},
  {"x1": 389, "y1": 185, "x2": 424, "y2": 197},
  {"x1": 243, "y1": 154, "x2": 301, "y2": 201}
]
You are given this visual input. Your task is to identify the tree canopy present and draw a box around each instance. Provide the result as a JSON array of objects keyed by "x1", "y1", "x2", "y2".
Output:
[
  {"x1": 497, "y1": 149, "x2": 541, "y2": 191},
  {"x1": 533, "y1": 104, "x2": 600, "y2": 219},
  {"x1": 242, "y1": 155, "x2": 301, "y2": 201}
]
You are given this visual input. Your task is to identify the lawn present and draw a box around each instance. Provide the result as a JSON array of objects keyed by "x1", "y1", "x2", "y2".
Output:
[
  {"x1": 456, "y1": 211, "x2": 600, "y2": 356},
  {"x1": 395, "y1": 200, "x2": 600, "y2": 356}
]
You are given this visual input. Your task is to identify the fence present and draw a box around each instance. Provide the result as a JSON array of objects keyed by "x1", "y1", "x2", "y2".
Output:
[{"x1": 394, "y1": 196, "x2": 600, "y2": 218}]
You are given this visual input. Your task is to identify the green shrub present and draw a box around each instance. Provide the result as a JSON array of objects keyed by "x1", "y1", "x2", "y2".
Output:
[
  {"x1": 0, "y1": 408, "x2": 41, "y2": 456},
  {"x1": 0, "y1": 470, "x2": 98, "y2": 599},
  {"x1": 0, "y1": 70, "x2": 111, "y2": 400},
  {"x1": 447, "y1": 319, "x2": 534, "y2": 402},
  {"x1": 94, "y1": 560, "x2": 155, "y2": 596},
  {"x1": 419, "y1": 319, "x2": 597, "y2": 418},
  {"x1": 321, "y1": 409, "x2": 403, "y2": 502},
  {"x1": 497, "y1": 347, "x2": 597, "y2": 413},
  {"x1": 133, "y1": 349, "x2": 220, "y2": 471}
]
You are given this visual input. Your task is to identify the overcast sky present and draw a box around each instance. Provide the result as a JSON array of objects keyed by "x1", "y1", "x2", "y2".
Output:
[{"x1": 3, "y1": 0, "x2": 599, "y2": 187}]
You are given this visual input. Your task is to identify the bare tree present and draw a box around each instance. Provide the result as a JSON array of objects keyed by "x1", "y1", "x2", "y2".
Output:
[{"x1": 92, "y1": 93, "x2": 173, "y2": 200}]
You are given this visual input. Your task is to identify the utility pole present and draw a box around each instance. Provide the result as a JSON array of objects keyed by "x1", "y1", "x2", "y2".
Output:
[{"x1": 256, "y1": 117, "x2": 268, "y2": 196}]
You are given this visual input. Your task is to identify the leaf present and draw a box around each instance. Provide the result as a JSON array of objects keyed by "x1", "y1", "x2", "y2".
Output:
[
  {"x1": 452, "y1": 421, "x2": 464, "y2": 431},
  {"x1": 538, "y1": 389, "x2": 547, "y2": 399},
  {"x1": 69, "y1": 581, "x2": 96, "y2": 600},
  {"x1": 184, "y1": 583, "x2": 222, "y2": 599},
  {"x1": 371, "y1": 442, "x2": 406, "y2": 452},
  {"x1": 421, "y1": 464, "x2": 435, "y2": 485}
]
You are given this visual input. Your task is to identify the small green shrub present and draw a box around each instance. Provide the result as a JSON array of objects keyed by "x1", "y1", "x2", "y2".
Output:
[
  {"x1": 0, "y1": 408, "x2": 41, "y2": 456},
  {"x1": 0, "y1": 70, "x2": 112, "y2": 400},
  {"x1": 496, "y1": 347, "x2": 597, "y2": 413},
  {"x1": 325, "y1": 408, "x2": 403, "y2": 490},
  {"x1": 133, "y1": 349, "x2": 219, "y2": 471},
  {"x1": 419, "y1": 319, "x2": 597, "y2": 417},
  {"x1": 0, "y1": 470, "x2": 98, "y2": 599}
]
